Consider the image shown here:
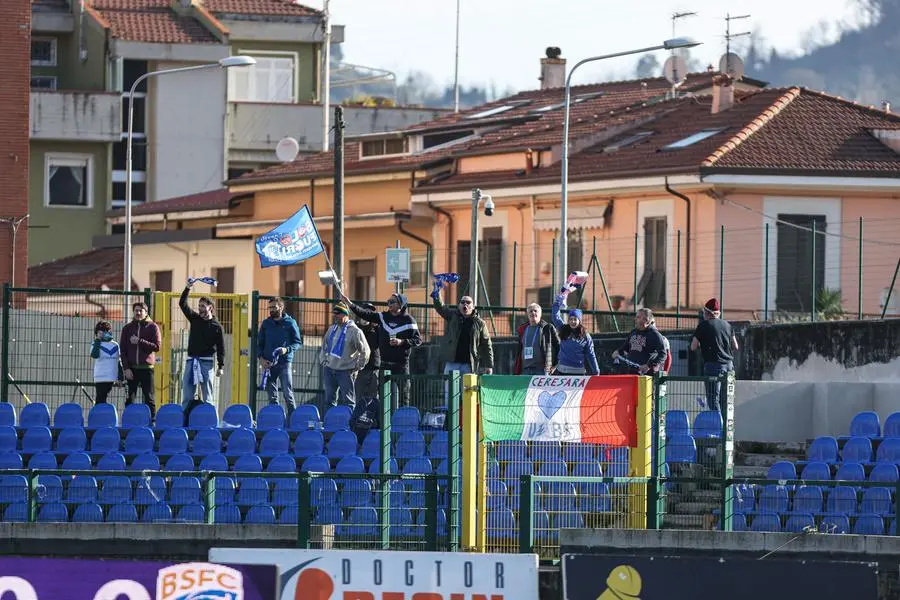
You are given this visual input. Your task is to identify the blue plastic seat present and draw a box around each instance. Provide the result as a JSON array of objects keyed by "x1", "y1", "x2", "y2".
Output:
[
  {"x1": 192, "y1": 428, "x2": 223, "y2": 456},
  {"x1": 130, "y1": 452, "x2": 160, "y2": 472},
  {"x1": 55, "y1": 428, "x2": 86, "y2": 453},
  {"x1": 336, "y1": 455, "x2": 365, "y2": 474},
  {"x1": 884, "y1": 414, "x2": 900, "y2": 438},
  {"x1": 820, "y1": 513, "x2": 851, "y2": 533},
  {"x1": 177, "y1": 504, "x2": 206, "y2": 523},
  {"x1": 427, "y1": 431, "x2": 449, "y2": 459},
  {"x1": 245, "y1": 504, "x2": 276, "y2": 524},
  {"x1": 259, "y1": 429, "x2": 290, "y2": 457},
  {"x1": 87, "y1": 403, "x2": 118, "y2": 429},
  {"x1": 801, "y1": 461, "x2": 831, "y2": 481},
  {"x1": 415, "y1": 508, "x2": 450, "y2": 539},
  {"x1": 67, "y1": 475, "x2": 99, "y2": 503},
  {"x1": 0, "y1": 452, "x2": 22, "y2": 469},
  {"x1": 395, "y1": 431, "x2": 425, "y2": 459},
  {"x1": 392, "y1": 406, "x2": 421, "y2": 432},
  {"x1": 169, "y1": 477, "x2": 201, "y2": 505},
  {"x1": 278, "y1": 505, "x2": 299, "y2": 524},
  {"x1": 54, "y1": 403, "x2": 84, "y2": 429},
  {"x1": 188, "y1": 403, "x2": 218, "y2": 429},
  {"x1": 359, "y1": 430, "x2": 380, "y2": 460},
  {"x1": 327, "y1": 430, "x2": 359, "y2": 460},
  {"x1": 213, "y1": 477, "x2": 236, "y2": 505},
  {"x1": 22, "y1": 426, "x2": 52, "y2": 453},
  {"x1": 340, "y1": 479, "x2": 373, "y2": 508},
  {"x1": 537, "y1": 459, "x2": 568, "y2": 477},
  {"x1": 562, "y1": 443, "x2": 597, "y2": 464},
  {"x1": 553, "y1": 510, "x2": 585, "y2": 531},
  {"x1": 749, "y1": 512, "x2": 781, "y2": 532},
  {"x1": 20, "y1": 403, "x2": 50, "y2": 429},
  {"x1": 368, "y1": 457, "x2": 398, "y2": 475},
  {"x1": 3, "y1": 501, "x2": 29, "y2": 522},
  {"x1": 665, "y1": 434, "x2": 696, "y2": 463},
  {"x1": 272, "y1": 479, "x2": 299, "y2": 507},
  {"x1": 289, "y1": 404, "x2": 321, "y2": 431},
  {"x1": 435, "y1": 459, "x2": 449, "y2": 476},
  {"x1": 98, "y1": 476, "x2": 133, "y2": 504},
  {"x1": 155, "y1": 405, "x2": 184, "y2": 431},
  {"x1": 135, "y1": 476, "x2": 166, "y2": 505},
  {"x1": 165, "y1": 453, "x2": 196, "y2": 471},
  {"x1": 835, "y1": 462, "x2": 866, "y2": 484},
  {"x1": 199, "y1": 453, "x2": 228, "y2": 472},
  {"x1": 486, "y1": 509, "x2": 517, "y2": 540},
  {"x1": 158, "y1": 428, "x2": 189, "y2": 455},
  {"x1": 121, "y1": 404, "x2": 151, "y2": 429},
  {"x1": 503, "y1": 461, "x2": 533, "y2": 493},
  {"x1": 141, "y1": 502, "x2": 173, "y2": 522},
  {"x1": 36, "y1": 475, "x2": 63, "y2": 503},
  {"x1": 854, "y1": 513, "x2": 885, "y2": 535},
  {"x1": 90, "y1": 427, "x2": 121, "y2": 454},
  {"x1": 0, "y1": 403, "x2": 16, "y2": 427},
  {"x1": 96, "y1": 452, "x2": 126, "y2": 472},
  {"x1": 495, "y1": 441, "x2": 528, "y2": 462},
  {"x1": 233, "y1": 454, "x2": 263, "y2": 473},
  {"x1": 729, "y1": 513, "x2": 748, "y2": 531},
  {"x1": 870, "y1": 462, "x2": 899, "y2": 484},
  {"x1": 758, "y1": 484, "x2": 789, "y2": 513},
  {"x1": 732, "y1": 483, "x2": 756, "y2": 514},
  {"x1": 338, "y1": 507, "x2": 378, "y2": 536},
  {"x1": 223, "y1": 404, "x2": 253, "y2": 429},
  {"x1": 107, "y1": 502, "x2": 138, "y2": 523},
  {"x1": 533, "y1": 511, "x2": 554, "y2": 543},
  {"x1": 213, "y1": 503, "x2": 241, "y2": 524},
  {"x1": 294, "y1": 430, "x2": 325, "y2": 459},
  {"x1": 807, "y1": 436, "x2": 839, "y2": 463},
  {"x1": 61, "y1": 451, "x2": 91, "y2": 471},
  {"x1": 266, "y1": 453, "x2": 296, "y2": 474},
  {"x1": 826, "y1": 487, "x2": 859, "y2": 514},
  {"x1": 842, "y1": 437, "x2": 873, "y2": 463},
  {"x1": 73, "y1": 502, "x2": 104, "y2": 522},
  {"x1": 850, "y1": 411, "x2": 881, "y2": 438},
  {"x1": 37, "y1": 502, "x2": 68, "y2": 522},
  {"x1": 767, "y1": 461, "x2": 797, "y2": 481},
  {"x1": 0, "y1": 475, "x2": 28, "y2": 503},
  {"x1": 257, "y1": 404, "x2": 285, "y2": 432},
  {"x1": 310, "y1": 479, "x2": 339, "y2": 508},
  {"x1": 693, "y1": 411, "x2": 723, "y2": 439},
  {"x1": 791, "y1": 485, "x2": 823, "y2": 514},
  {"x1": 571, "y1": 461, "x2": 603, "y2": 479},
  {"x1": 665, "y1": 410, "x2": 691, "y2": 436},
  {"x1": 877, "y1": 438, "x2": 900, "y2": 463},
  {"x1": 487, "y1": 480, "x2": 508, "y2": 510},
  {"x1": 124, "y1": 427, "x2": 155, "y2": 455},
  {"x1": 530, "y1": 442, "x2": 562, "y2": 462},
  {"x1": 236, "y1": 477, "x2": 269, "y2": 505},
  {"x1": 860, "y1": 487, "x2": 893, "y2": 516},
  {"x1": 785, "y1": 512, "x2": 815, "y2": 533},
  {"x1": 539, "y1": 481, "x2": 577, "y2": 512},
  {"x1": 0, "y1": 426, "x2": 17, "y2": 453},
  {"x1": 323, "y1": 406, "x2": 352, "y2": 433},
  {"x1": 387, "y1": 507, "x2": 414, "y2": 537}
]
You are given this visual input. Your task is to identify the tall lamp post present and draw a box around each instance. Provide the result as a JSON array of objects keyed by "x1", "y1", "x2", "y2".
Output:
[
  {"x1": 558, "y1": 38, "x2": 701, "y2": 280},
  {"x1": 123, "y1": 55, "x2": 256, "y2": 293}
]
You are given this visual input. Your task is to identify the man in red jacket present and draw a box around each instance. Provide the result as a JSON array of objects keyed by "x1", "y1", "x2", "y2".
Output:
[{"x1": 119, "y1": 301, "x2": 161, "y2": 420}]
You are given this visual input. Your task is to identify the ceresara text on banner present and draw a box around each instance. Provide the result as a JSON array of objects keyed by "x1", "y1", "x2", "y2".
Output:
[
  {"x1": 0, "y1": 557, "x2": 278, "y2": 600},
  {"x1": 209, "y1": 548, "x2": 539, "y2": 600}
]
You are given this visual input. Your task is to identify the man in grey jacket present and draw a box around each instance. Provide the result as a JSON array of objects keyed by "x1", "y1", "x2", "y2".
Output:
[{"x1": 320, "y1": 302, "x2": 370, "y2": 410}]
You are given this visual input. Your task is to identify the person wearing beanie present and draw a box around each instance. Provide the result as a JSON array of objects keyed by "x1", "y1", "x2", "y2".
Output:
[
  {"x1": 514, "y1": 303, "x2": 560, "y2": 375},
  {"x1": 691, "y1": 298, "x2": 739, "y2": 413},
  {"x1": 352, "y1": 301, "x2": 382, "y2": 401},
  {"x1": 551, "y1": 286, "x2": 599, "y2": 375},
  {"x1": 341, "y1": 291, "x2": 422, "y2": 406},
  {"x1": 612, "y1": 308, "x2": 667, "y2": 375},
  {"x1": 320, "y1": 302, "x2": 370, "y2": 410}
]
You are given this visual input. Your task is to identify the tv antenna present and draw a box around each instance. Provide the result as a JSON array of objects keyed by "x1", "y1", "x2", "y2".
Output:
[
  {"x1": 722, "y1": 13, "x2": 750, "y2": 80},
  {"x1": 725, "y1": 13, "x2": 751, "y2": 57},
  {"x1": 672, "y1": 11, "x2": 698, "y2": 43}
]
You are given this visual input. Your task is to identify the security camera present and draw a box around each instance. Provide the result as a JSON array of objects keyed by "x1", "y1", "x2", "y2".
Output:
[{"x1": 484, "y1": 196, "x2": 495, "y2": 217}]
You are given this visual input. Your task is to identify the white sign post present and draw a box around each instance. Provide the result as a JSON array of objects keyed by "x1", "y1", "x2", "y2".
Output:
[{"x1": 386, "y1": 247, "x2": 410, "y2": 283}]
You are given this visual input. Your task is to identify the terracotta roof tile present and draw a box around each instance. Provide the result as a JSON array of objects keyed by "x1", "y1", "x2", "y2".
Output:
[
  {"x1": 204, "y1": 0, "x2": 320, "y2": 17},
  {"x1": 93, "y1": 3, "x2": 220, "y2": 44},
  {"x1": 107, "y1": 187, "x2": 237, "y2": 217},
  {"x1": 28, "y1": 247, "x2": 139, "y2": 291}
]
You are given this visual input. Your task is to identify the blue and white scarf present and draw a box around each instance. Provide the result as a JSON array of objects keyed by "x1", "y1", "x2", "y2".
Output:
[
  {"x1": 258, "y1": 350, "x2": 282, "y2": 390},
  {"x1": 325, "y1": 322, "x2": 350, "y2": 359},
  {"x1": 188, "y1": 276, "x2": 218, "y2": 286}
]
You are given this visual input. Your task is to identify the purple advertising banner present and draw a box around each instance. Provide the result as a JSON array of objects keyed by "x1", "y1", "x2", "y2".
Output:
[{"x1": 0, "y1": 557, "x2": 279, "y2": 600}]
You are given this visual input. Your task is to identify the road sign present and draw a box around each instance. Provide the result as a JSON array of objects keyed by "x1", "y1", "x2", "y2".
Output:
[{"x1": 386, "y1": 247, "x2": 410, "y2": 282}]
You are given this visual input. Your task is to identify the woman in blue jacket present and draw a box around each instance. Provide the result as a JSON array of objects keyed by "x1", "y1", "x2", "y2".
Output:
[{"x1": 551, "y1": 287, "x2": 599, "y2": 375}]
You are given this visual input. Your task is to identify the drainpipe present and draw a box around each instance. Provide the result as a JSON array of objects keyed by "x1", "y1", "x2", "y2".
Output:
[
  {"x1": 397, "y1": 218, "x2": 433, "y2": 262},
  {"x1": 428, "y1": 199, "x2": 454, "y2": 277},
  {"x1": 166, "y1": 243, "x2": 191, "y2": 281},
  {"x1": 310, "y1": 178, "x2": 316, "y2": 216},
  {"x1": 665, "y1": 177, "x2": 691, "y2": 308}
]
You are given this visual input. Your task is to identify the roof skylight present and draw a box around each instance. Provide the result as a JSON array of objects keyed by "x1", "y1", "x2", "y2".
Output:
[
  {"x1": 603, "y1": 131, "x2": 653, "y2": 153},
  {"x1": 663, "y1": 127, "x2": 727, "y2": 150}
]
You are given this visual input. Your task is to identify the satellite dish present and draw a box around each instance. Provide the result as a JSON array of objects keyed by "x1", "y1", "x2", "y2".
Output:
[
  {"x1": 663, "y1": 55, "x2": 688, "y2": 85},
  {"x1": 275, "y1": 137, "x2": 300, "y2": 163},
  {"x1": 719, "y1": 52, "x2": 745, "y2": 80}
]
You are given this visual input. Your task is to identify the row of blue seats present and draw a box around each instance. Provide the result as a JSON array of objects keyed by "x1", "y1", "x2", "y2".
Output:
[
  {"x1": 837, "y1": 410, "x2": 900, "y2": 440},
  {"x1": 768, "y1": 460, "x2": 900, "y2": 483},
  {"x1": 735, "y1": 511, "x2": 896, "y2": 535},
  {"x1": 0, "y1": 402, "x2": 430, "y2": 435},
  {"x1": 490, "y1": 441, "x2": 630, "y2": 465},
  {"x1": 734, "y1": 483, "x2": 896, "y2": 516},
  {"x1": 0, "y1": 426, "x2": 451, "y2": 461},
  {"x1": 805, "y1": 435, "x2": 900, "y2": 464},
  {"x1": 664, "y1": 410, "x2": 725, "y2": 439}
]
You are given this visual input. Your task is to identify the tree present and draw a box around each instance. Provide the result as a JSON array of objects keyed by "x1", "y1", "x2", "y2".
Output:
[{"x1": 635, "y1": 54, "x2": 661, "y2": 79}]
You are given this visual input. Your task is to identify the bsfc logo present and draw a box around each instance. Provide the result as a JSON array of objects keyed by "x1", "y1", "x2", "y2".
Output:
[{"x1": 156, "y1": 562, "x2": 244, "y2": 600}]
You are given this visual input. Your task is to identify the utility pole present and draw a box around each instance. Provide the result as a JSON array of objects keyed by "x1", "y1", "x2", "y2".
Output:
[
  {"x1": 332, "y1": 105, "x2": 345, "y2": 299},
  {"x1": 322, "y1": 0, "x2": 331, "y2": 151},
  {"x1": 453, "y1": 0, "x2": 461, "y2": 112},
  {"x1": 0, "y1": 215, "x2": 28, "y2": 288}
]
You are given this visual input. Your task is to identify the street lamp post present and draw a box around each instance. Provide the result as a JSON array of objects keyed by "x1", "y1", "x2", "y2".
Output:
[
  {"x1": 558, "y1": 38, "x2": 700, "y2": 280},
  {"x1": 123, "y1": 55, "x2": 255, "y2": 293}
]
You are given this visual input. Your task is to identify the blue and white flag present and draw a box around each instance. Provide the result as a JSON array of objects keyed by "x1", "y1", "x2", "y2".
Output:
[{"x1": 255, "y1": 205, "x2": 324, "y2": 268}]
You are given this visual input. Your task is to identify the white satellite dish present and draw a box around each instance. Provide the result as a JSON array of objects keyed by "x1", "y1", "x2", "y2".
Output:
[
  {"x1": 719, "y1": 52, "x2": 745, "y2": 80},
  {"x1": 275, "y1": 137, "x2": 300, "y2": 163},
  {"x1": 663, "y1": 55, "x2": 688, "y2": 86}
]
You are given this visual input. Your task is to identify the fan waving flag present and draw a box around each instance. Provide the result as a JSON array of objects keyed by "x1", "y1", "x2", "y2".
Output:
[
  {"x1": 480, "y1": 375, "x2": 638, "y2": 445},
  {"x1": 255, "y1": 205, "x2": 324, "y2": 268}
]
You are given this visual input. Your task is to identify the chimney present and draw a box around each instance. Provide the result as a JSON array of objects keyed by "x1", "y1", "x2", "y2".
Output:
[
  {"x1": 883, "y1": 100, "x2": 892, "y2": 113},
  {"x1": 540, "y1": 47, "x2": 565, "y2": 90},
  {"x1": 711, "y1": 74, "x2": 734, "y2": 114}
]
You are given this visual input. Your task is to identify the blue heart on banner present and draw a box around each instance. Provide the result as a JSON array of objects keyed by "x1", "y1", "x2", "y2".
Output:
[{"x1": 537, "y1": 390, "x2": 567, "y2": 419}]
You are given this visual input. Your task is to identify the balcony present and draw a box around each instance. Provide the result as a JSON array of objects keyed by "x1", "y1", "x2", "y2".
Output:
[
  {"x1": 30, "y1": 91, "x2": 122, "y2": 143},
  {"x1": 227, "y1": 101, "x2": 447, "y2": 162}
]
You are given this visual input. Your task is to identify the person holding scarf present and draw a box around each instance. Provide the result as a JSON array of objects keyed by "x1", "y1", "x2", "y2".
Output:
[
  {"x1": 320, "y1": 302, "x2": 370, "y2": 410},
  {"x1": 551, "y1": 286, "x2": 600, "y2": 376},
  {"x1": 179, "y1": 280, "x2": 226, "y2": 423}
]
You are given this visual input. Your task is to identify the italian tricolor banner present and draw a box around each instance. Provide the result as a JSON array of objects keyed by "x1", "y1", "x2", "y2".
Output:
[{"x1": 480, "y1": 375, "x2": 638, "y2": 445}]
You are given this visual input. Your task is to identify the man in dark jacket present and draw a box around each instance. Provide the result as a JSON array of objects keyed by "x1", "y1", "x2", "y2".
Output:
[
  {"x1": 691, "y1": 297, "x2": 739, "y2": 413},
  {"x1": 514, "y1": 303, "x2": 560, "y2": 375},
  {"x1": 431, "y1": 285, "x2": 493, "y2": 375},
  {"x1": 119, "y1": 301, "x2": 161, "y2": 420},
  {"x1": 353, "y1": 301, "x2": 382, "y2": 401},
  {"x1": 342, "y1": 292, "x2": 421, "y2": 405},
  {"x1": 612, "y1": 308, "x2": 667, "y2": 375},
  {"x1": 257, "y1": 296, "x2": 303, "y2": 415},
  {"x1": 179, "y1": 282, "x2": 226, "y2": 421}
]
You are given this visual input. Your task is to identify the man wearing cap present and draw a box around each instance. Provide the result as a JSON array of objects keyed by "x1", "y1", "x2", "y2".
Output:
[
  {"x1": 320, "y1": 302, "x2": 370, "y2": 410},
  {"x1": 691, "y1": 298, "x2": 739, "y2": 412},
  {"x1": 341, "y1": 291, "x2": 422, "y2": 405}
]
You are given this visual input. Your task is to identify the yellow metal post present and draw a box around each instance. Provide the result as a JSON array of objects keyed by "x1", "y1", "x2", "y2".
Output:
[
  {"x1": 461, "y1": 373, "x2": 479, "y2": 550},
  {"x1": 152, "y1": 291, "x2": 173, "y2": 407},
  {"x1": 477, "y1": 431, "x2": 487, "y2": 553},
  {"x1": 628, "y1": 374, "x2": 654, "y2": 528},
  {"x1": 230, "y1": 295, "x2": 250, "y2": 404}
]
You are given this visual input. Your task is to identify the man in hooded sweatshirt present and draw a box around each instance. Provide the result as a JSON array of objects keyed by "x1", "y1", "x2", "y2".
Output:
[
  {"x1": 342, "y1": 291, "x2": 422, "y2": 405},
  {"x1": 119, "y1": 301, "x2": 161, "y2": 420},
  {"x1": 320, "y1": 302, "x2": 370, "y2": 410}
]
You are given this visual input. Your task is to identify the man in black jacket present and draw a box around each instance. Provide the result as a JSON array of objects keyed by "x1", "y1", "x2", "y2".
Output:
[
  {"x1": 354, "y1": 302, "x2": 381, "y2": 400},
  {"x1": 179, "y1": 282, "x2": 226, "y2": 422},
  {"x1": 341, "y1": 291, "x2": 421, "y2": 406},
  {"x1": 514, "y1": 303, "x2": 560, "y2": 375}
]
